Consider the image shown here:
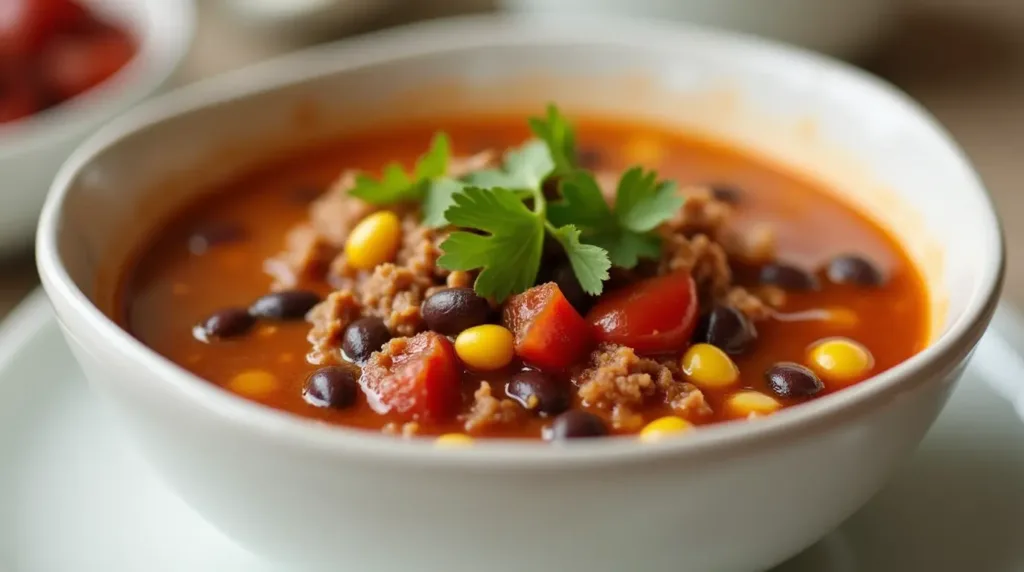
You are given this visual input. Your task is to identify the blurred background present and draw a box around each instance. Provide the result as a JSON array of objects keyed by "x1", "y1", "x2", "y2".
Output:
[{"x1": 1, "y1": 0, "x2": 1022, "y2": 318}]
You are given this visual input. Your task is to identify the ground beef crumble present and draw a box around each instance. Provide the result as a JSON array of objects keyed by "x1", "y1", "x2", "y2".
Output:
[
  {"x1": 575, "y1": 344, "x2": 710, "y2": 430},
  {"x1": 306, "y1": 290, "x2": 361, "y2": 365},
  {"x1": 264, "y1": 223, "x2": 336, "y2": 290},
  {"x1": 461, "y1": 382, "x2": 521, "y2": 433}
]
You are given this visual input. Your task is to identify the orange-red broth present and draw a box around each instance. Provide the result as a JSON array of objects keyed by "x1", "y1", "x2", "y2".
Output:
[{"x1": 113, "y1": 116, "x2": 929, "y2": 438}]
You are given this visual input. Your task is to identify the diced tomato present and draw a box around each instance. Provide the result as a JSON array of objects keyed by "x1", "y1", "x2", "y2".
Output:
[
  {"x1": 360, "y1": 331, "x2": 461, "y2": 422},
  {"x1": 0, "y1": 0, "x2": 87, "y2": 57},
  {"x1": 0, "y1": 79, "x2": 39, "y2": 123},
  {"x1": 586, "y1": 271, "x2": 699, "y2": 354},
  {"x1": 39, "y1": 31, "x2": 134, "y2": 99},
  {"x1": 502, "y1": 283, "x2": 594, "y2": 370}
]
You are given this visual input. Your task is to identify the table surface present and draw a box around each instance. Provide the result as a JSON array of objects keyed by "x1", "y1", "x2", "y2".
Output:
[{"x1": 2, "y1": 0, "x2": 1022, "y2": 318}]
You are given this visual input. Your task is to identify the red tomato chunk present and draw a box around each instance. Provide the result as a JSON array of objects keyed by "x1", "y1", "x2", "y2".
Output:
[
  {"x1": 587, "y1": 271, "x2": 699, "y2": 354},
  {"x1": 360, "y1": 332, "x2": 461, "y2": 422},
  {"x1": 502, "y1": 283, "x2": 594, "y2": 370}
]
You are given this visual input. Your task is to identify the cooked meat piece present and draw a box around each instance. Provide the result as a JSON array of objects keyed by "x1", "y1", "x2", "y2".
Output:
[
  {"x1": 309, "y1": 171, "x2": 375, "y2": 247},
  {"x1": 663, "y1": 185, "x2": 732, "y2": 238},
  {"x1": 723, "y1": 286, "x2": 782, "y2": 321},
  {"x1": 462, "y1": 382, "x2": 521, "y2": 433},
  {"x1": 659, "y1": 233, "x2": 733, "y2": 302},
  {"x1": 306, "y1": 290, "x2": 362, "y2": 365},
  {"x1": 264, "y1": 223, "x2": 337, "y2": 290},
  {"x1": 359, "y1": 263, "x2": 431, "y2": 336}
]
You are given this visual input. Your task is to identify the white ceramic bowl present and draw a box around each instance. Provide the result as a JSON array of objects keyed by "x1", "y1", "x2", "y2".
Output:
[
  {"x1": 0, "y1": 0, "x2": 194, "y2": 256},
  {"x1": 497, "y1": 0, "x2": 898, "y2": 58},
  {"x1": 36, "y1": 15, "x2": 1003, "y2": 572}
]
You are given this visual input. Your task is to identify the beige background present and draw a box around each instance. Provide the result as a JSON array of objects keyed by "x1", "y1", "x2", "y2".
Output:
[{"x1": 1, "y1": 0, "x2": 1021, "y2": 318}]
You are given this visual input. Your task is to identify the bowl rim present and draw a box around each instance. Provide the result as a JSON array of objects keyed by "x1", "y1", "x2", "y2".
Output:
[
  {"x1": 36, "y1": 13, "x2": 1005, "y2": 469},
  {"x1": 0, "y1": 0, "x2": 197, "y2": 156}
]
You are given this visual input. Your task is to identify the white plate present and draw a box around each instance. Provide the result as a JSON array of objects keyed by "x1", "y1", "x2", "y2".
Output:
[{"x1": 2, "y1": 290, "x2": 1024, "y2": 572}]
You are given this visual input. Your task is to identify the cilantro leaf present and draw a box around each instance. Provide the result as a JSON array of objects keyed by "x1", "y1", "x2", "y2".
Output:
[
  {"x1": 550, "y1": 224, "x2": 611, "y2": 295},
  {"x1": 421, "y1": 178, "x2": 464, "y2": 228},
  {"x1": 414, "y1": 132, "x2": 450, "y2": 180},
  {"x1": 614, "y1": 167, "x2": 684, "y2": 232},
  {"x1": 589, "y1": 229, "x2": 662, "y2": 269},
  {"x1": 528, "y1": 104, "x2": 576, "y2": 174},
  {"x1": 437, "y1": 187, "x2": 545, "y2": 301},
  {"x1": 463, "y1": 139, "x2": 554, "y2": 191},
  {"x1": 349, "y1": 132, "x2": 450, "y2": 206},
  {"x1": 547, "y1": 170, "x2": 614, "y2": 229},
  {"x1": 548, "y1": 166, "x2": 682, "y2": 269},
  {"x1": 350, "y1": 163, "x2": 415, "y2": 204}
]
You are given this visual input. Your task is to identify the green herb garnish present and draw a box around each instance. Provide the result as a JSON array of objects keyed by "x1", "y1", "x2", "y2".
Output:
[
  {"x1": 350, "y1": 104, "x2": 684, "y2": 301},
  {"x1": 548, "y1": 167, "x2": 683, "y2": 269},
  {"x1": 348, "y1": 132, "x2": 464, "y2": 229}
]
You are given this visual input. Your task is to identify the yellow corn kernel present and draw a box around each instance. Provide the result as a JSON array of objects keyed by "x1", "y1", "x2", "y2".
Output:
[
  {"x1": 623, "y1": 136, "x2": 665, "y2": 166},
  {"x1": 681, "y1": 343, "x2": 739, "y2": 390},
  {"x1": 639, "y1": 416, "x2": 693, "y2": 443},
  {"x1": 454, "y1": 325, "x2": 515, "y2": 371},
  {"x1": 724, "y1": 391, "x2": 782, "y2": 419},
  {"x1": 435, "y1": 433, "x2": 473, "y2": 447},
  {"x1": 228, "y1": 370, "x2": 278, "y2": 399},
  {"x1": 808, "y1": 337, "x2": 874, "y2": 385},
  {"x1": 344, "y1": 211, "x2": 402, "y2": 270}
]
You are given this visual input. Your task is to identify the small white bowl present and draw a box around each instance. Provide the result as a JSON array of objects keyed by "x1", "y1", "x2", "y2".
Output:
[
  {"x1": 37, "y1": 14, "x2": 1003, "y2": 572},
  {"x1": 0, "y1": 0, "x2": 194, "y2": 256}
]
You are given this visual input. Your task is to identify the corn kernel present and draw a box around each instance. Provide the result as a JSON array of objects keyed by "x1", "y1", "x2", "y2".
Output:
[
  {"x1": 724, "y1": 391, "x2": 782, "y2": 419},
  {"x1": 639, "y1": 416, "x2": 693, "y2": 443},
  {"x1": 435, "y1": 433, "x2": 473, "y2": 447},
  {"x1": 681, "y1": 343, "x2": 739, "y2": 390},
  {"x1": 808, "y1": 337, "x2": 874, "y2": 385},
  {"x1": 228, "y1": 370, "x2": 278, "y2": 398},
  {"x1": 455, "y1": 325, "x2": 515, "y2": 371},
  {"x1": 623, "y1": 136, "x2": 665, "y2": 166},
  {"x1": 344, "y1": 211, "x2": 402, "y2": 270}
]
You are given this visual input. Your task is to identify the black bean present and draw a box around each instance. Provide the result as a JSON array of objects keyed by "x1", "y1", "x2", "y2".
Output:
[
  {"x1": 546, "y1": 410, "x2": 608, "y2": 440},
  {"x1": 759, "y1": 263, "x2": 820, "y2": 291},
  {"x1": 710, "y1": 184, "x2": 742, "y2": 204},
  {"x1": 187, "y1": 222, "x2": 246, "y2": 255},
  {"x1": 552, "y1": 264, "x2": 594, "y2": 315},
  {"x1": 765, "y1": 362, "x2": 823, "y2": 399},
  {"x1": 249, "y1": 290, "x2": 321, "y2": 321},
  {"x1": 193, "y1": 307, "x2": 255, "y2": 342},
  {"x1": 421, "y1": 288, "x2": 491, "y2": 335},
  {"x1": 702, "y1": 305, "x2": 757, "y2": 355},
  {"x1": 303, "y1": 365, "x2": 360, "y2": 409},
  {"x1": 342, "y1": 317, "x2": 392, "y2": 363},
  {"x1": 826, "y1": 254, "x2": 885, "y2": 287},
  {"x1": 506, "y1": 370, "x2": 571, "y2": 417}
]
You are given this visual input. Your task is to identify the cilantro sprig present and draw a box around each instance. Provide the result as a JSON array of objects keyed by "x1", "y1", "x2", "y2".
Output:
[
  {"x1": 548, "y1": 167, "x2": 683, "y2": 268},
  {"x1": 348, "y1": 132, "x2": 464, "y2": 228},
  {"x1": 438, "y1": 106, "x2": 611, "y2": 300},
  {"x1": 348, "y1": 104, "x2": 685, "y2": 301}
]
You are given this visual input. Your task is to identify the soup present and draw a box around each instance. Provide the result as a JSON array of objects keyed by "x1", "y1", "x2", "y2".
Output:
[{"x1": 115, "y1": 107, "x2": 929, "y2": 442}]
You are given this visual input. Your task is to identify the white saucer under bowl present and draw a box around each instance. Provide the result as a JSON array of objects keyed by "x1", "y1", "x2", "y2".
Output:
[{"x1": 2, "y1": 290, "x2": 1024, "y2": 572}]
